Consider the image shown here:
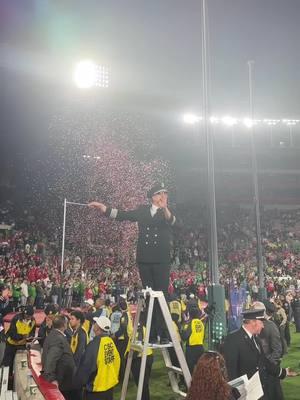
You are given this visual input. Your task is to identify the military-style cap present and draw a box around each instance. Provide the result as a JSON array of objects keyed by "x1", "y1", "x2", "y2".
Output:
[
  {"x1": 242, "y1": 308, "x2": 265, "y2": 320},
  {"x1": 147, "y1": 183, "x2": 168, "y2": 198},
  {"x1": 263, "y1": 299, "x2": 276, "y2": 314}
]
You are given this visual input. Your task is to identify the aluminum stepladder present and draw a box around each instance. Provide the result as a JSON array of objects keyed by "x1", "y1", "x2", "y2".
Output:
[{"x1": 120, "y1": 288, "x2": 191, "y2": 400}]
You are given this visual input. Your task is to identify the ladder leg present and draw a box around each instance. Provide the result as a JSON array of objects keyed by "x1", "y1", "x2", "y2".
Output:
[
  {"x1": 158, "y1": 294, "x2": 191, "y2": 388},
  {"x1": 120, "y1": 297, "x2": 144, "y2": 400},
  {"x1": 136, "y1": 295, "x2": 154, "y2": 400}
]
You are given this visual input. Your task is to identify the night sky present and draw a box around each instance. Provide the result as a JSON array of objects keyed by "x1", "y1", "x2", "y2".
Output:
[{"x1": 1, "y1": 0, "x2": 300, "y2": 206}]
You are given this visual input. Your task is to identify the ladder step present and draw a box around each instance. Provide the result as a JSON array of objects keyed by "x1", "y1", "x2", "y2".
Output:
[
  {"x1": 131, "y1": 341, "x2": 174, "y2": 350},
  {"x1": 166, "y1": 365, "x2": 183, "y2": 374},
  {"x1": 173, "y1": 389, "x2": 187, "y2": 398}
]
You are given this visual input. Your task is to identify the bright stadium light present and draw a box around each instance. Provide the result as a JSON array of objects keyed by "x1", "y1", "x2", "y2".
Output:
[
  {"x1": 221, "y1": 116, "x2": 237, "y2": 127},
  {"x1": 183, "y1": 113, "x2": 202, "y2": 124},
  {"x1": 210, "y1": 116, "x2": 219, "y2": 124},
  {"x1": 73, "y1": 60, "x2": 110, "y2": 89},
  {"x1": 243, "y1": 118, "x2": 254, "y2": 128},
  {"x1": 282, "y1": 119, "x2": 300, "y2": 126},
  {"x1": 263, "y1": 119, "x2": 280, "y2": 126}
]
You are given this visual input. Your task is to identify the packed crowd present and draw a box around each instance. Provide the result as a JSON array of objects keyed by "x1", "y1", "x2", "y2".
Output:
[
  {"x1": 1, "y1": 205, "x2": 300, "y2": 399},
  {"x1": 1, "y1": 206, "x2": 300, "y2": 310}
]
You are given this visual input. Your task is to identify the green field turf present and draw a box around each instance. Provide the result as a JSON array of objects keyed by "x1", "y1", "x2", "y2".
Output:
[{"x1": 115, "y1": 326, "x2": 300, "y2": 400}]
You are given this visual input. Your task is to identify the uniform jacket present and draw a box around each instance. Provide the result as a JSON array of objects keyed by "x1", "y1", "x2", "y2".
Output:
[
  {"x1": 41, "y1": 329, "x2": 76, "y2": 391},
  {"x1": 223, "y1": 327, "x2": 286, "y2": 389},
  {"x1": 105, "y1": 205, "x2": 176, "y2": 263},
  {"x1": 259, "y1": 319, "x2": 282, "y2": 363}
]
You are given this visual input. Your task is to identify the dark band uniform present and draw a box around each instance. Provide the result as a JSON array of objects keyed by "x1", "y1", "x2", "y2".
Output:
[
  {"x1": 104, "y1": 183, "x2": 176, "y2": 341},
  {"x1": 223, "y1": 309, "x2": 287, "y2": 400},
  {"x1": 74, "y1": 333, "x2": 120, "y2": 400}
]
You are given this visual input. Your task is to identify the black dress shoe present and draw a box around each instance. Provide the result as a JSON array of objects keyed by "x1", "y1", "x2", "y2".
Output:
[{"x1": 149, "y1": 337, "x2": 159, "y2": 344}]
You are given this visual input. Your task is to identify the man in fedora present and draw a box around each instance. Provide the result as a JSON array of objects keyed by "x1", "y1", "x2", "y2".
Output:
[{"x1": 89, "y1": 183, "x2": 176, "y2": 343}]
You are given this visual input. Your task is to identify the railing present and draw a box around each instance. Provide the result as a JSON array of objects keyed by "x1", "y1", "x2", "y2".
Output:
[{"x1": 28, "y1": 349, "x2": 65, "y2": 400}]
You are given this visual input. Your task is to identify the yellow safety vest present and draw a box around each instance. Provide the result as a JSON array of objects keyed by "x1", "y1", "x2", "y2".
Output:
[
  {"x1": 169, "y1": 300, "x2": 182, "y2": 323},
  {"x1": 82, "y1": 319, "x2": 91, "y2": 337},
  {"x1": 188, "y1": 318, "x2": 204, "y2": 346},
  {"x1": 180, "y1": 300, "x2": 187, "y2": 312},
  {"x1": 70, "y1": 328, "x2": 89, "y2": 354},
  {"x1": 172, "y1": 321, "x2": 181, "y2": 343},
  {"x1": 119, "y1": 311, "x2": 133, "y2": 340},
  {"x1": 7, "y1": 319, "x2": 35, "y2": 346},
  {"x1": 93, "y1": 336, "x2": 120, "y2": 392}
]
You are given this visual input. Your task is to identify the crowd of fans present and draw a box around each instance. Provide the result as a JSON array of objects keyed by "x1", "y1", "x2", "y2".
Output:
[
  {"x1": 1, "y1": 205, "x2": 300, "y2": 310},
  {"x1": 1, "y1": 204, "x2": 300, "y2": 399}
]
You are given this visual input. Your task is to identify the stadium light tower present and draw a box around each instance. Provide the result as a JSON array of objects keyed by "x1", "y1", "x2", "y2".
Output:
[{"x1": 73, "y1": 59, "x2": 110, "y2": 89}]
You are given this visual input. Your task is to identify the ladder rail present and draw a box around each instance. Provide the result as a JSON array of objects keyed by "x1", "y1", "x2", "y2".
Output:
[
  {"x1": 120, "y1": 289, "x2": 192, "y2": 400},
  {"x1": 136, "y1": 295, "x2": 154, "y2": 400},
  {"x1": 120, "y1": 295, "x2": 143, "y2": 400},
  {"x1": 158, "y1": 294, "x2": 192, "y2": 387}
]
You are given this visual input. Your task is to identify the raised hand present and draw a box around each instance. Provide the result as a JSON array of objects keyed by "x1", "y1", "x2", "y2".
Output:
[{"x1": 88, "y1": 202, "x2": 107, "y2": 213}]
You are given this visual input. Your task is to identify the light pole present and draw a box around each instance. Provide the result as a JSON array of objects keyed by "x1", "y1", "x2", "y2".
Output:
[{"x1": 248, "y1": 61, "x2": 266, "y2": 300}]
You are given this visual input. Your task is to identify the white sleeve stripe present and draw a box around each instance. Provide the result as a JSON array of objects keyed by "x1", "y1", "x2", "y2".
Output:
[
  {"x1": 110, "y1": 208, "x2": 118, "y2": 219},
  {"x1": 171, "y1": 216, "x2": 176, "y2": 226}
]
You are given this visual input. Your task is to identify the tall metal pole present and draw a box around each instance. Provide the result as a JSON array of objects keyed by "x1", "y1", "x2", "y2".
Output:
[
  {"x1": 59, "y1": 198, "x2": 67, "y2": 308},
  {"x1": 202, "y1": 0, "x2": 226, "y2": 349},
  {"x1": 248, "y1": 61, "x2": 265, "y2": 299},
  {"x1": 202, "y1": 0, "x2": 219, "y2": 284}
]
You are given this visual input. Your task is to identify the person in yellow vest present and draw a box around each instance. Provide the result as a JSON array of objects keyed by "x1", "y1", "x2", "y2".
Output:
[
  {"x1": 68, "y1": 310, "x2": 88, "y2": 367},
  {"x1": 113, "y1": 298, "x2": 133, "y2": 381},
  {"x1": 67, "y1": 310, "x2": 89, "y2": 400},
  {"x1": 131, "y1": 312, "x2": 153, "y2": 400},
  {"x1": 74, "y1": 316, "x2": 120, "y2": 400},
  {"x1": 82, "y1": 298, "x2": 95, "y2": 338},
  {"x1": 182, "y1": 307, "x2": 205, "y2": 374},
  {"x1": 169, "y1": 295, "x2": 182, "y2": 323},
  {"x1": 3, "y1": 305, "x2": 36, "y2": 373},
  {"x1": 180, "y1": 294, "x2": 188, "y2": 321}
]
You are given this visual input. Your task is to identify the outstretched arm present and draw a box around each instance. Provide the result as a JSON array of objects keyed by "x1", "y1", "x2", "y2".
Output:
[{"x1": 88, "y1": 201, "x2": 140, "y2": 222}]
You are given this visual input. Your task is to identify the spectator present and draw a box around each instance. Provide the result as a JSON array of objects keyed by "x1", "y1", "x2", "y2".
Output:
[
  {"x1": 186, "y1": 351, "x2": 241, "y2": 400},
  {"x1": 41, "y1": 315, "x2": 76, "y2": 400}
]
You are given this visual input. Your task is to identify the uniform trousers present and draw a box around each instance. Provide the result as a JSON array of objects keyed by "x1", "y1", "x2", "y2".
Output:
[
  {"x1": 115, "y1": 338, "x2": 128, "y2": 381},
  {"x1": 264, "y1": 374, "x2": 284, "y2": 400},
  {"x1": 186, "y1": 344, "x2": 204, "y2": 374},
  {"x1": 131, "y1": 355, "x2": 153, "y2": 400},
  {"x1": 138, "y1": 262, "x2": 170, "y2": 340}
]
